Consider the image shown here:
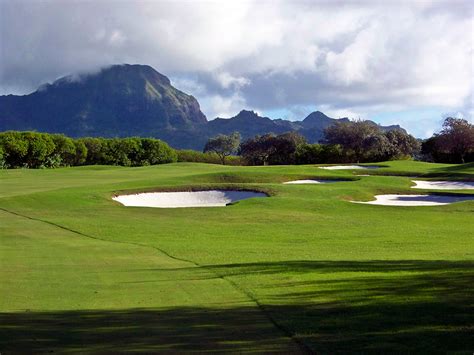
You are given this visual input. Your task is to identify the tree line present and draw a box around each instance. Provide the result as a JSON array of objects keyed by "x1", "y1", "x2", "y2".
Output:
[
  {"x1": 204, "y1": 121, "x2": 421, "y2": 165},
  {"x1": 421, "y1": 117, "x2": 474, "y2": 163},
  {"x1": 0, "y1": 132, "x2": 177, "y2": 168},
  {"x1": 204, "y1": 117, "x2": 473, "y2": 165},
  {"x1": 1, "y1": 117, "x2": 472, "y2": 168}
]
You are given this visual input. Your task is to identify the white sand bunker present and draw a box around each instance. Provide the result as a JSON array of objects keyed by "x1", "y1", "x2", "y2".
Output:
[
  {"x1": 352, "y1": 194, "x2": 474, "y2": 206},
  {"x1": 411, "y1": 180, "x2": 474, "y2": 190},
  {"x1": 113, "y1": 190, "x2": 267, "y2": 208},
  {"x1": 283, "y1": 179, "x2": 341, "y2": 184},
  {"x1": 320, "y1": 165, "x2": 380, "y2": 170}
]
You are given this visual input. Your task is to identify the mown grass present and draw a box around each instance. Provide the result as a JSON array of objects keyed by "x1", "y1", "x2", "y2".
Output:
[{"x1": 0, "y1": 160, "x2": 473, "y2": 353}]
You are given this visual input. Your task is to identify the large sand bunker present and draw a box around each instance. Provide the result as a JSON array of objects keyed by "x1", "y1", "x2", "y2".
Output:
[
  {"x1": 113, "y1": 190, "x2": 267, "y2": 208},
  {"x1": 283, "y1": 179, "x2": 341, "y2": 184},
  {"x1": 320, "y1": 165, "x2": 380, "y2": 170},
  {"x1": 352, "y1": 194, "x2": 474, "y2": 206},
  {"x1": 411, "y1": 180, "x2": 474, "y2": 190}
]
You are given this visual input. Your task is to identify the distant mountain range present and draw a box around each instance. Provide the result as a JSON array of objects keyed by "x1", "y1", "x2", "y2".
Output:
[{"x1": 0, "y1": 64, "x2": 405, "y2": 150}]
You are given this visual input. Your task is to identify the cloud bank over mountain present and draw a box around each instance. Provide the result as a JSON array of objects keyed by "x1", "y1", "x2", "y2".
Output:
[{"x1": 0, "y1": 0, "x2": 472, "y2": 137}]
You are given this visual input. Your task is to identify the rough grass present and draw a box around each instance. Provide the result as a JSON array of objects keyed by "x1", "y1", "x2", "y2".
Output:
[{"x1": 0, "y1": 160, "x2": 473, "y2": 353}]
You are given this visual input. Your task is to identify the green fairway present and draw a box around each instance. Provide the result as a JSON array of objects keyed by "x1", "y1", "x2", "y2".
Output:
[{"x1": 1, "y1": 161, "x2": 473, "y2": 353}]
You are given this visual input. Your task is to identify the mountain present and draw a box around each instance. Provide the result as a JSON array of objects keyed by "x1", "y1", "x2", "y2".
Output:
[
  {"x1": 0, "y1": 64, "x2": 406, "y2": 150},
  {"x1": 208, "y1": 110, "x2": 294, "y2": 136},
  {"x1": 0, "y1": 64, "x2": 207, "y2": 138}
]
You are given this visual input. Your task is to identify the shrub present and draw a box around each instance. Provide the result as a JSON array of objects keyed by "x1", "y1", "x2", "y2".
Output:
[{"x1": 177, "y1": 149, "x2": 243, "y2": 165}]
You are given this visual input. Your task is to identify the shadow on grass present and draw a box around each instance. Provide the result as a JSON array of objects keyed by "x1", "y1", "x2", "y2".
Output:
[
  {"x1": 203, "y1": 260, "x2": 474, "y2": 353},
  {"x1": 0, "y1": 306, "x2": 298, "y2": 353},
  {"x1": 1, "y1": 260, "x2": 473, "y2": 353},
  {"x1": 426, "y1": 162, "x2": 474, "y2": 179}
]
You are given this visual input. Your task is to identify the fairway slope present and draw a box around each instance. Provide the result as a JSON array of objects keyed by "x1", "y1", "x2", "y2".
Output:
[
  {"x1": 1, "y1": 161, "x2": 473, "y2": 353},
  {"x1": 0, "y1": 208, "x2": 300, "y2": 353}
]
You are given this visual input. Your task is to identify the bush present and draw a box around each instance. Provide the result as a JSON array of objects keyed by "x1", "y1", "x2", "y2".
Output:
[
  {"x1": 140, "y1": 138, "x2": 177, "y2": 165},
  {"x1": 295, "y1": 144, "x2": 323, "y2": 164},
  {"x1": 0, "y1": 145, "x2": 5, "y2": 169},
  {"x1": 0, "y1": 131, "x2": 29, "y2": 168},
  {"x1": 50, "y1": 134, "x2": 77, "y2": 167},
  {"x1": 78, "y1": 137, "x2": 107, "y2": 165},
  {"x1": 0, "y1": 132, "x2": 177, "y2": 168},
  {"x1": 239, "y1": 132, "x2": 306, "y2": 165},
  {"x1": 73, "y1": 140, "x2": 88, "y2": 166},
  {"x1": 177, "y1": 149, "x2": 243, "y2": 165}
]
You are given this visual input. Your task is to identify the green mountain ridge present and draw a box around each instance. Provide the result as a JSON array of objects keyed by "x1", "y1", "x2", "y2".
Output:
[{"x1": 0, "y1": 64, "x2": 405, "y2": 150}]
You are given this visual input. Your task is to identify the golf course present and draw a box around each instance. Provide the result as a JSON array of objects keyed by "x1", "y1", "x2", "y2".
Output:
[{"x1": 1, "y1": 160, "x2": 473, "y2": 353}]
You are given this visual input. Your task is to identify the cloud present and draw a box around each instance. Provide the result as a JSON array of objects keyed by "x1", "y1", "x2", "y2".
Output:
[
  {"x1": 201, "y1": 92, "x2": 248, "y2": 119},
  {"x1": 0, "y1": 0, "x2": 472, "y2": 135},
  {"x1": 213, "y1": 72, "x2": 250, "y2": 90}
]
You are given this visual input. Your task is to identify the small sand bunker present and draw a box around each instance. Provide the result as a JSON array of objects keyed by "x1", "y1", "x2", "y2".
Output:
[
  {"x1": 411, "y1": 180, "x2": 474, "y2": 190},
  {"x1": 283, "y1": 179, "x2": 341, "y2": 184},
  {"x1": 352, "y1": 194, "x2": 474, "y2": 206},
  {"x1": 320, "y1": 165, "x2": 380, "y2": 170},
  {"x1": 113, "y1": 190, "x2": 267, "y2": 208}
]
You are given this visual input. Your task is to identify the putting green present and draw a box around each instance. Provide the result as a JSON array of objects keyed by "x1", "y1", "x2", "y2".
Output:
[{"x1": 1, "y1": 161, "x2": 473, "y2": 353}]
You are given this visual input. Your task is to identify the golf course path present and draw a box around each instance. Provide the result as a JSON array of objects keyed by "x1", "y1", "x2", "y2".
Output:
[{"x1": 0, "y1": 207, "x2": 306, "y2": 353}]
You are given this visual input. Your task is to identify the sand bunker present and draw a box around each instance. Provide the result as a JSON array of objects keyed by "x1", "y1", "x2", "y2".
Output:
[
  {"x1": 283, "y1": 179, "x2": 341, "y2": 184},
  {"x1": 352, "y1": 194, "x2": 474, "y2": 206},
  {"x1": 411, "y1": 180, "x2": 474, "y2": 190},
  {"x1": 320, "y1": 165, "x2": 380, "y2": 170},
  {"x1": 113, "y1": 190, "x2": 267, "y2": 208}
]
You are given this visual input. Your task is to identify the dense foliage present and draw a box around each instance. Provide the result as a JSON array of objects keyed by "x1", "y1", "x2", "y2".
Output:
[
  {"x1": 421, "y1": 117, "x2": 474, "y2": 163},
  {"x1": 203, "y1": 132, "x2": 241, "y2": 165},
  {"x1": 0, "y1": 132, "x2": 176, "y2": 168},
  {"x1": 239, "y1": 132, "x2": 307, "y2": 165},
  {"x1": 237, "y1": 124, "x2": 420, "y2": 166},
  {"x1": 324, "y1": 120, "x2": 420, "y2": 163},
  {"x1": 177, "y1": 149, "x2": 243, "y2": 166},
  {"x1": 2, "y1": 116, "x2": 471, "y2": 169}
]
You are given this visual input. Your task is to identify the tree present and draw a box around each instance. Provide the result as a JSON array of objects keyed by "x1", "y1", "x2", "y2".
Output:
[
  {"x1": 204, "y1": 132, "x2": 241, "y2": 165},
  {"x1": 240, "y1": 132, "x2": 307, "y2": 165},
  {"x1": 22, "y1": 132, "x2": 55, "y2": 168},
  {"x1": 51, "y1": 134, "x2": 76, "y2": 166},
  {"x1": 384, "y1": 130, "x2": 420, "y2": 160},
  {"x1": 267, "y1": 132, "x2": 306, "y2": 165},
  {"x1": 0, "y1": 145, "x2": 5, "y2": 168},
  {"x1": 295, "y1": 143, "x2": 323, "y2": 164},
  {"x1": 437, "y1": 117, "x2": 474, "y2": 163},
  {"x1": 0, "y1": 131, "x2": 29, "y2": 168},
  {"x1": 324, "y1": 120, "x2": 383, "y2": 162},
  {"x1": 239, "y1": 134, "x2": 278, "y2": 165},
  {"x1": 139, "y1": 138, "x2": 177, "y2": 165},
  {"x1": 79, "y1": 138, "x2": 107, "y2": 165},
  {"x1": 72, "y1": 140, "x2": 88, "y2": 166}
]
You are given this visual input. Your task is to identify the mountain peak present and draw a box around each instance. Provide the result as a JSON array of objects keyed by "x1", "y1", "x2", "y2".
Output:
[
  {"x1": 236, "y1": 109, "x2": 260, "y2": 118},
  {"x1": 303, "y1": 111, "x2": 330, "y2": 121},
  {"x1": 43, "y1": 64, "x2": 171, "y2": 92},
  {"x1": 103, "y1": 64, "x2": 171, "y2": 85},
  {"x1": 0, "y1": 63, "x2": 207, "y2": 137}
]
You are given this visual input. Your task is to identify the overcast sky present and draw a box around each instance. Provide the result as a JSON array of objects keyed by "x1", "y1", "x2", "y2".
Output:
[{"x1": 0, "y1": 0, "x2": 473, "y2": 137}]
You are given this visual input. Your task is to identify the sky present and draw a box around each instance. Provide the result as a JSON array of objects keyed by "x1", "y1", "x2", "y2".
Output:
[{"x1": 0, "y1": 0, "x2": 473, "y2": 138}]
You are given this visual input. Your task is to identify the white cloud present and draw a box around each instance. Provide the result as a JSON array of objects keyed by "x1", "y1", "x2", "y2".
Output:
[
  {"x1": 0, "y1": 0, "x2": 472, "y2": 134},
  {"x1": 213, "y1": 72, "x2": 250, "y2": 90},
  {"x1": 201, "y1": 92, "x2": 247, "y2": 119}
]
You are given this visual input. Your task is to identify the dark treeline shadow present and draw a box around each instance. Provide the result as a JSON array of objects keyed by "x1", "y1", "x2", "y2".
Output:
[{"x1": 1, "y1": 260, "x2": 473, "y2": 353}]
